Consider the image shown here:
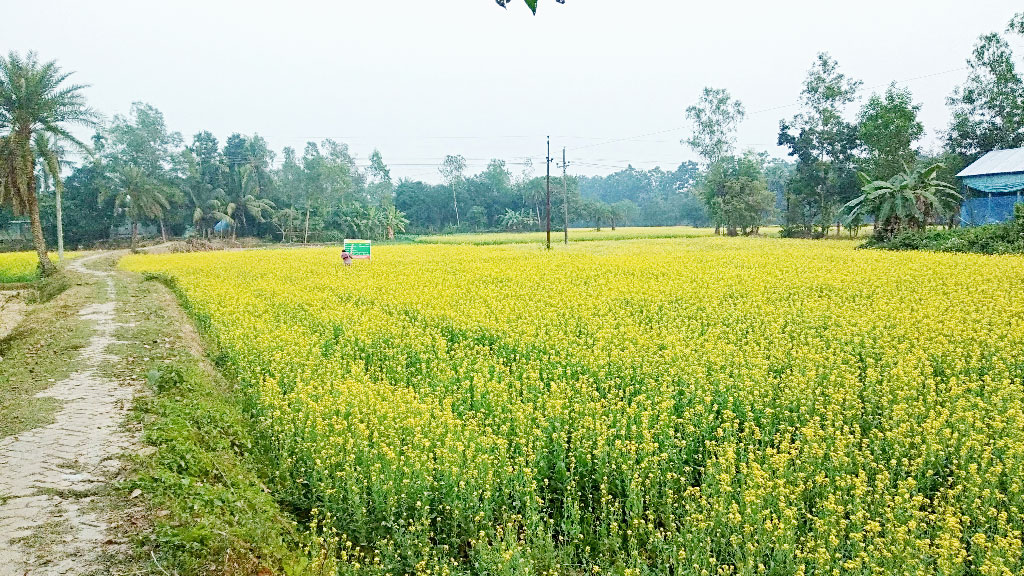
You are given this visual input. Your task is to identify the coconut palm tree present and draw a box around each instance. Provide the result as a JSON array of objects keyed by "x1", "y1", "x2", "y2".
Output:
[
  {"x1": 0, "y1": 51, "x2": 98, "y2": 275},
  {"x1": 110, "y1": 165, "x2": 171, "y2": 248},
  {"x1": 235, "y1": 194, "x2": 275, "y2": 238},
  {"x1": 844, "y1": 163, "x2": 960, "y2": 240}
]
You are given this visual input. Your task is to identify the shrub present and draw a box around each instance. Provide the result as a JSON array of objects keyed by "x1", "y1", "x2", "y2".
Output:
[{"x1": 865, "y1": 202, "x2": 1024, "y2": 255}]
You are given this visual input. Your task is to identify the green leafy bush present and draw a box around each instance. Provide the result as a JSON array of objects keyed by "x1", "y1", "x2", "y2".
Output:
[{"x1": 863, "y1": 203, "x2": 1024, "y2": 254}]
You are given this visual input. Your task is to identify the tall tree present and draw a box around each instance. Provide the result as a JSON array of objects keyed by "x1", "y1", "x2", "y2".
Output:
[
  {"x1": 946, "y1": 18, "x2": 1024, "y2": 156},
  {"x1": 221, "y1": 133, "x2": 274, "y2": 237},
  {"x1": 684, "y1": 87, "x2": 746, "y2": 165},
  {"x1": 106, "y1": 103, "x2": 183, "y2": 239},
  {"x1": 700, "y1": 152, "x2": 775, "y2": 236},
  {"x1": 778, "y1": 52, "x2": 862, "y2": 235},
  {"x1": 858, "y1": 84, "x2": 924, "y2": 181},
  {"x1": 439, "y1": 154, "x2": 466, "y2": 227},
  {"x1": 108, "y1": 103, "x2": 181, "y2": 173},
  {"x1": 367, "y1": 149, "x2": 393, "y2": 207},
  {"x1": 55, "y1": 134, "x2": 115, "y2": 247},
  {"x1": 0, "y1": 51, "x2": 98, "y2": 274},
  {"x1": 685, "y1": 88, "x2": 750, "y2": 233},
  {"x1": 299, "y1": 140, "x2": 356, "y2": 242},
  {"x1": 33, "y1": 133, "x2": 68, "y2": 260}
]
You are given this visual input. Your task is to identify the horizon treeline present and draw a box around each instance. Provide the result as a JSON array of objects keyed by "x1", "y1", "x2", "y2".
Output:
[{"x1": 2, "y1": 11, "x2": 1022, "y2": 247}]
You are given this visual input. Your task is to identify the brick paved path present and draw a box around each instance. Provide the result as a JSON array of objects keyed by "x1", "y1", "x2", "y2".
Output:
[{"x1": 0, "y1": 255, "x2": 135, "y2": 575}]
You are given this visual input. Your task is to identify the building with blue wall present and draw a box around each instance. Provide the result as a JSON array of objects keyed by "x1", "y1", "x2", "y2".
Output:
[{"x1": 957, "y1": 148, "x2": 1024, "y2": 225}]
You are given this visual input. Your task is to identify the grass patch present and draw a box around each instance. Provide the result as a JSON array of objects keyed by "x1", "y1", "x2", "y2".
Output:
[
  {"x1": 32, "y1": 271, "x2": 74, "y2": 303},
  {"x1": 108, "y1": 271, "x2": 313, "y2": 576},
  {"x1": 0, "y1": 274, "x2": 97, "y2": 438}
]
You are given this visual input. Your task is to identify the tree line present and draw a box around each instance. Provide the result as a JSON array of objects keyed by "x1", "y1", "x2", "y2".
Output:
[
  {"x1": 3, "y1": 12, "x2": 1022, "y2": 273},
  {"x1": 2, "y1": 90, "x2": 711, "y2": 256},
  {"x1": 688, "y1": 12, "x2": 1024, "y2": 239}
]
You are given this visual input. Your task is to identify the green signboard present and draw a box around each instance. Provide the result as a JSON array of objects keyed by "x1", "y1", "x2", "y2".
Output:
[{"x1": 343, "y1": 239, "x2": 371, "y2": 260}]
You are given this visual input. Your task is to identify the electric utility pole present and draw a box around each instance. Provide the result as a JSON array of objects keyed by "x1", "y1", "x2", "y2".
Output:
[
  {"x1": 558, "y1": 147, "x2": 569, "y2": 244},
  {"x1": 545, "y1": 136, "x2": 552, "y2": 250}
]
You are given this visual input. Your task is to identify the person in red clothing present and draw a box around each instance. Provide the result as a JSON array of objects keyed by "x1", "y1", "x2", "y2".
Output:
[{"x1": 341, "y1": 249, "x2": 353, "y2": 266}]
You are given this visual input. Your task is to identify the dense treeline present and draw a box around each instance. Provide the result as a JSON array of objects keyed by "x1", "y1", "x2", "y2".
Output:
[{"x1": 4, "y1": 100, "x2": 711, "y2": 247}]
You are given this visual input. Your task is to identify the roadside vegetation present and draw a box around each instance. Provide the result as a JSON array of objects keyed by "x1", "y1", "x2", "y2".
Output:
[{"x1": 98, "y1": 262, "x2": 324, "y2": 575}]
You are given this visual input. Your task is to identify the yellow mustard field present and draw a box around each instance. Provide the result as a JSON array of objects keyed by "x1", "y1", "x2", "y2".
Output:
[
  {"x1": 121, "y1": 238, "x2": 1024, "y2": 576},
  {"x1": 0, "y1": 251, "x2": 81, "y2": 283}
]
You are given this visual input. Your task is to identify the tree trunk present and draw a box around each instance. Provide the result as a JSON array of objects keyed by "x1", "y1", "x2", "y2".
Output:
[
  {"x1": 452, "y1": 187, "x2": 460, "y2": 227},
  {"x1": 159, "y1": 218, "x2": 167, "y2": 242},
  {"x1": 131, "y1": 221, "x2": 139, "y2": 249},
  {"x1": 304, "y1": 206, "x2": 310, "y2": 244},
  {"x1": 27, "y1": 188, "x2": 56, "y2": 276},
  {"x1": 55, "y1": 187, "x2": 65, "y2": 262}
]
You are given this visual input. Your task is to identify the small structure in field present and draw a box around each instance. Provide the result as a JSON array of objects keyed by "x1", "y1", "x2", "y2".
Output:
[
  {"x1": 0, "y1": 219, "x2": 31, "y2": 242},
  {"x1": 957, "y1": 147, "x2": 1024, "y2": 225}
]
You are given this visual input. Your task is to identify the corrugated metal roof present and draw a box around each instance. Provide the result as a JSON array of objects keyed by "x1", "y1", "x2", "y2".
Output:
[{"x1": 957, "y1": 147, "x2": 1024, "y2": 177}]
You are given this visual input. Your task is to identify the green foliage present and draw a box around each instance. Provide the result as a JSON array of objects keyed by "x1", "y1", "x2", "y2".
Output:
[
  {"x1": 778, "y1": 53, "x2": 862, "y2": 235},
  {"x1": 0, "y1": 51, "x2": 97, "y2": 274},
  {"x1": 684, "y1": 87, "x2": 745, "y2": 164},
  {"x1": 496, "y1": 0, "x2": 564, "y2": 14},
  {"x1": 845, "y1": 163, "x2": 960, "y2": 240},
  {"x1": 946, "y1": 13, "x2": 1024, "y2": 156},
  {"x1": 119, "y1": 272, "x2": 313, "y2": 575},
  {"x1": 132, "y1": 362, "x2": 306, "y2": 575},
  {"x1": 863, "y1": 205, "x2": 1024, "y2": 254},
  {"x1": 577, "y1": 162, "x2": 707, "y2": 227},
  {"x1": 700, "y1": 151, "x2": 775, "y2": 235},
  {"x1": 439, "y1": 154, "x2": 466, "y2": 227},
  {"x1": 109, "y1": 164, "x2": 172, "y2": 246},
  {"x1": 858, "y1": 84, "x2": 924, "y2": 181}
]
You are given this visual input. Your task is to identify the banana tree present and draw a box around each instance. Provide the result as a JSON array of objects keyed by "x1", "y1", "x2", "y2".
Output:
[
  {"x1": 844, "y1": 163, "x2": 960, "y2": 241},
  {"x1": 382, "y1": 204, "x2": 409, "y2": 240}
]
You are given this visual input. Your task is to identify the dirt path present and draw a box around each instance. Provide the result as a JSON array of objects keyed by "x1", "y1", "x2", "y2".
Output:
[
  {"x1": 0, "y1": 254, "x2": 135, "y2": 575},
  {"x1": 0, "y1": 290, "x2": 28, "y2": 343}
]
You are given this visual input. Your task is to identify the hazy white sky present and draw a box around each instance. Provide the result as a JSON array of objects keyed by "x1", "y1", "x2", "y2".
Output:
[{"x1": 2, "y1": 1, "x2": 1020, "y2": 182}]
